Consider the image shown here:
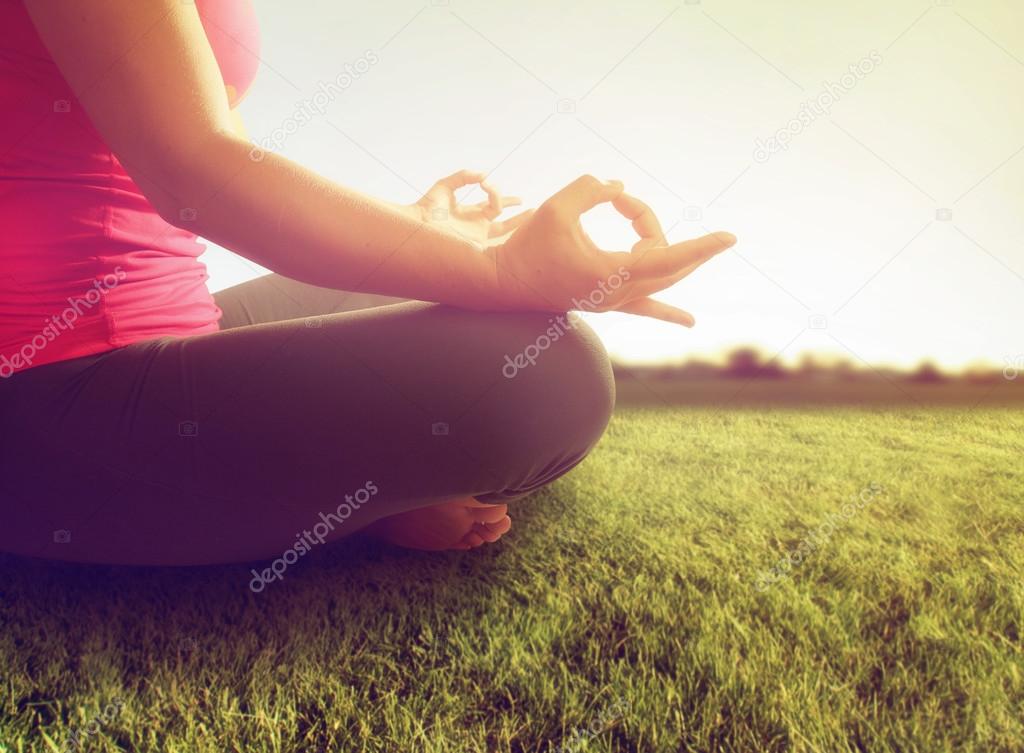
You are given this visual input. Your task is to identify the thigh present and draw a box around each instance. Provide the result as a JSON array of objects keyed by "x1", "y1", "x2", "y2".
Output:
[
  {"x1": 214, "y1": 273, "x2": 409, "y2": 329},
  {"x1": 0, "y1": 301, "x2": 614, "y2": 566}
]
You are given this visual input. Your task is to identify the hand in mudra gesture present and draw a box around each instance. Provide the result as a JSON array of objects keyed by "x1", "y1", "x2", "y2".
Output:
[
  {"x1": 412, "y1": 169, "x2": 532, "y2": 246},
  {"x1": 484, "y1": 175, "x2": 736, "y2": 326}
]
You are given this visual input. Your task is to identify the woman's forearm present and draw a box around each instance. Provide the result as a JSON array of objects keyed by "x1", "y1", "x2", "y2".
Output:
[{"x1": 151, "y1": 131, "x2": 500, "y2": 308}]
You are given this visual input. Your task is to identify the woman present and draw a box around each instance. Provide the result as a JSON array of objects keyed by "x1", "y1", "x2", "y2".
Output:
[{"x1": 0, "y1": 0, "x2": 735, "y2": 565}]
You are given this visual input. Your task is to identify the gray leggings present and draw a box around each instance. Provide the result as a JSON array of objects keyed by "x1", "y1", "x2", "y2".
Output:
[{"x1": 0, "y1": 275, "x2": 614, "y2": 565}]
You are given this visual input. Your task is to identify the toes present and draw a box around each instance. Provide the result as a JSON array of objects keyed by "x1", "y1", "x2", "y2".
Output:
[
  {"x1": 476, "y1": 516, "x2": 512, "y2": 542},
  {"x1": 463, "y1": 532, "x2": 485, "y2": 548},
  {"x1": 467, "y1": 503, "x2": 509, "y2": 524},
  {"x1": 473, "y1": 524, "x2": 502, "y2": 544}
]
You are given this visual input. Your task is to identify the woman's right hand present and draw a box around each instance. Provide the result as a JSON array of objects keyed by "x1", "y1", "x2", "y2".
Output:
[{"x1": 484, "y1": 175, "x2": 736, "y2": 327}]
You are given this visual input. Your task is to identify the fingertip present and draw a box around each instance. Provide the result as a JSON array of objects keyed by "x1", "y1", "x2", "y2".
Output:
[
  {"x1": 714, "y1": 231, "x2": 737, "y2": 247},
  {"x1": 674, "y1": 306, "x2": 696, "y2": 327},
  {"x1": 603, "y1": 180, "x2": 626, "y2": 204}
]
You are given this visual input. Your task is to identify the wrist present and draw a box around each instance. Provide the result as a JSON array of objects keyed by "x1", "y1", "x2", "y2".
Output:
[{"x1": 479, "y1": 244, "x2": 530, "y2": 312}]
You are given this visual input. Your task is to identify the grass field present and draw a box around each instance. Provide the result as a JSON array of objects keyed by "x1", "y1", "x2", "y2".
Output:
[{"x1": 1, "y1": 405, "x2": 1022, "y2": 752}]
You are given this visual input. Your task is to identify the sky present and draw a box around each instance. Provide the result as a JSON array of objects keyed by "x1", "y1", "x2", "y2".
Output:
[{"x1": 202, "y1": 0, "x2": 1024, "y2": 370}]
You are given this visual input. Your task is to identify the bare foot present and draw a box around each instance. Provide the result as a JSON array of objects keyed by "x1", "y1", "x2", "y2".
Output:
[{"x1": 364, "y1": 498, "x2": 512, "y2": 551}]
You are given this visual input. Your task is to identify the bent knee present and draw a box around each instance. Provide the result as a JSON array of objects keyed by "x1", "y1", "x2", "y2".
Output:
[
  {"x1": 485, "y1": 310, "x2": 615, "y2": 458},
  {"x1": 526, "y1": 312, "x2": 614, "y2": 434}
]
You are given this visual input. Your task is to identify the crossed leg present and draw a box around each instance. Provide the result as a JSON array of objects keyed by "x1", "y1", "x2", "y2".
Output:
[
  {"x1": 217, "y1": 275, "x2": 517, "y2": 551},
  {"x1": 0, "y1": 274, "x2": 615, "y2": 565}
]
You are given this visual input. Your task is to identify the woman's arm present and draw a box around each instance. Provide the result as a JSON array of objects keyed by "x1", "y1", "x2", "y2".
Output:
[
  {"x1": 24, "y1": 0, "x2": 502, "y2": 307},
  {"x1": 24, "y1": 0, "x2": 735, "y2": 322}
]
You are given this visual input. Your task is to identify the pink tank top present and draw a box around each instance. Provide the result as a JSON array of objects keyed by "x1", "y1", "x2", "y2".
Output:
[{"x1": 0, "y1": 0, "x2": 260, "y2": 378}]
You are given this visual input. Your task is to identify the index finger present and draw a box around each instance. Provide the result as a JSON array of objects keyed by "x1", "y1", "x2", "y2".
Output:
[
  {"x1": 479, "y1": 179, "x2": 520, "y2": 217},
  {"x1": 611, "y1": 192, "x2": 665, "y2": 243},
  {"x1": 546, "y1": 175, "x2": 624, "y2": 217},
  {"x1": 437, "y1": 169, "x2": 487, "y2": 190}
]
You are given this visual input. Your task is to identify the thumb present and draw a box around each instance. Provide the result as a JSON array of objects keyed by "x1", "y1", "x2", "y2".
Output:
[{"x1": 546, "y1": 175, "x2": 624, "y2": 217}]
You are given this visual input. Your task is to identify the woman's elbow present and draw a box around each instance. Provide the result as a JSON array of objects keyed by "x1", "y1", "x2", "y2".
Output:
[{"x1": 127, "y1": 128, "x2": 242, "y2": 228}]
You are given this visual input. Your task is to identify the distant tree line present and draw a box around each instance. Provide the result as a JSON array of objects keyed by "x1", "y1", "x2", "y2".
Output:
[{"x1": 611, "y1": 347, "x2": 1006, "y2": 384}]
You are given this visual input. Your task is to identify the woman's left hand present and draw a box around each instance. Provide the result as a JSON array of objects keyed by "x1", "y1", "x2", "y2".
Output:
[{"x1": 408, "y1": 169, "x2": 533, "y2": 246}]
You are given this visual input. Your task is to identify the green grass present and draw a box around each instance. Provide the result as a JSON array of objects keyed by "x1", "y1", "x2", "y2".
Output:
[{"x1": 2, "y1": 407, "x2": 1022, "y2": 752}]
